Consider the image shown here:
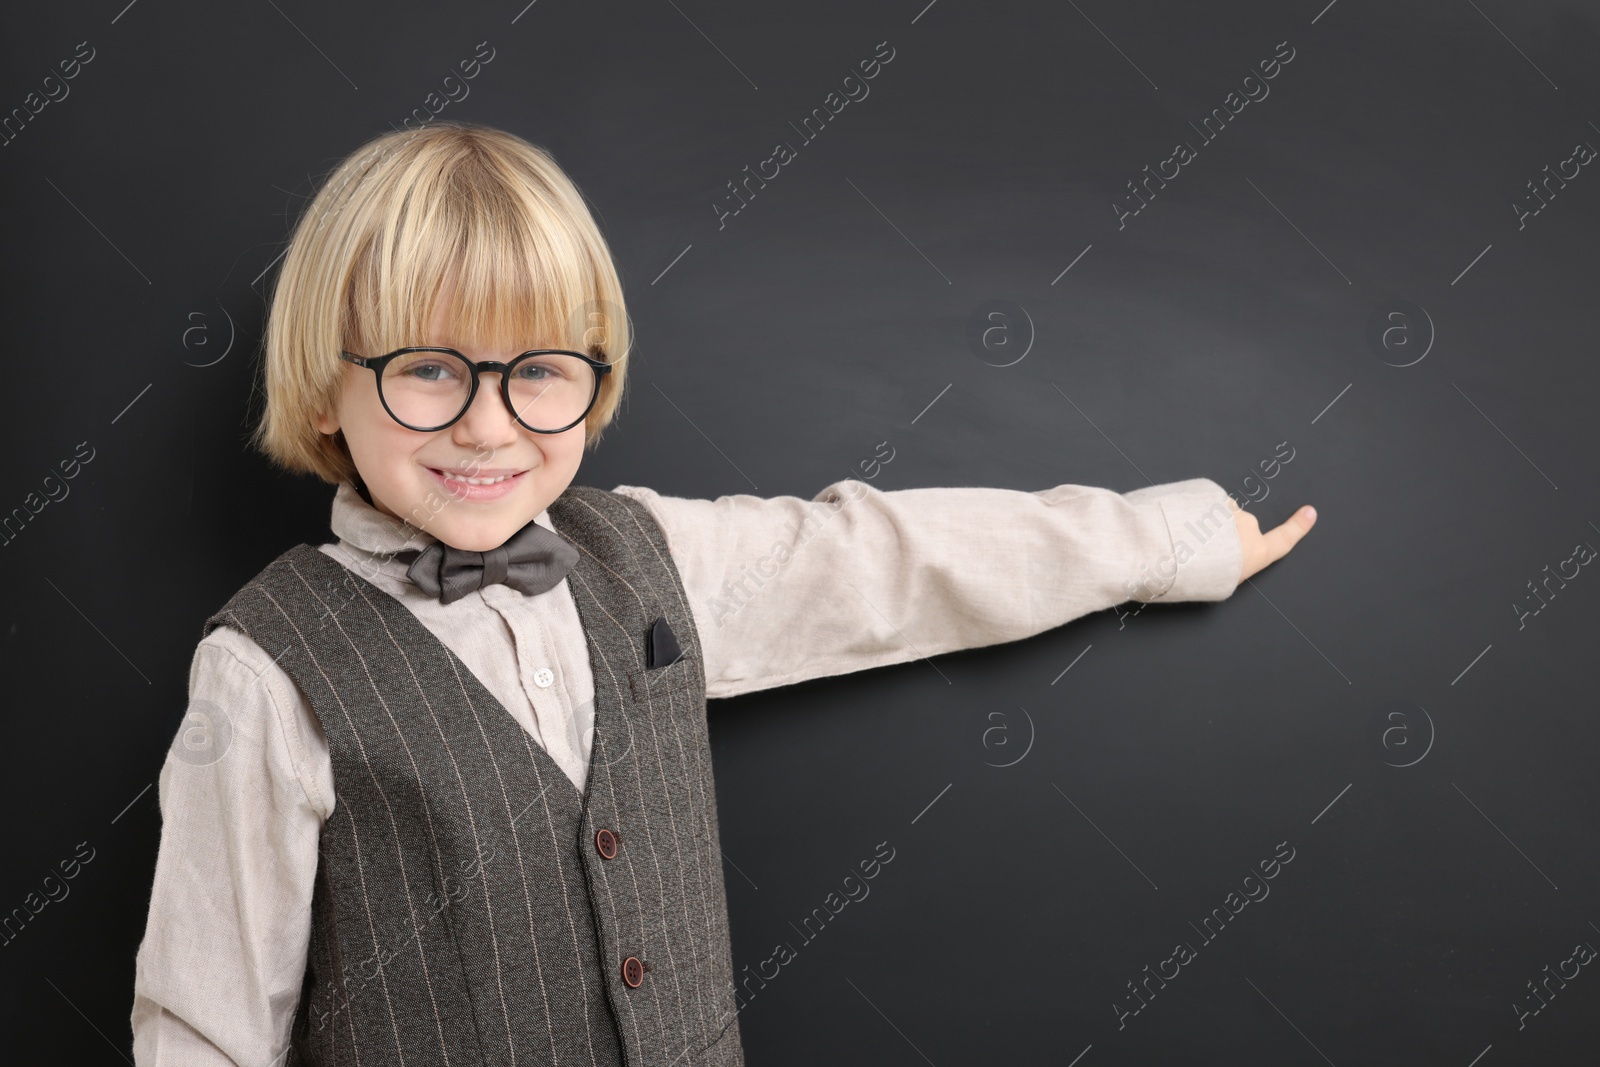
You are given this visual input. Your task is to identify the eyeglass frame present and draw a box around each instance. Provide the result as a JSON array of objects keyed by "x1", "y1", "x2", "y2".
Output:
[{"x1": 339, "y1": 346, "x2": 613, "y2": 434}]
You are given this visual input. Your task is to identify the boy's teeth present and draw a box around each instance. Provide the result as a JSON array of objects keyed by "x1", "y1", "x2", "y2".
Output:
[{"x1": 439, "y1": 470, "x2": 513, "y2": 485}]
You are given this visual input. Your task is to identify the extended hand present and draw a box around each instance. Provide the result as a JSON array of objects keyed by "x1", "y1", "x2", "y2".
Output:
[{"x1": 1230, "y1": 497, "x2": 1316, "y2": 582}]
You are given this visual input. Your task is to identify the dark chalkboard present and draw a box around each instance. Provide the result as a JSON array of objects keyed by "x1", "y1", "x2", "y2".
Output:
[{"x1": 3, "y1": 1, "x2": 1598, "y2": 1063}]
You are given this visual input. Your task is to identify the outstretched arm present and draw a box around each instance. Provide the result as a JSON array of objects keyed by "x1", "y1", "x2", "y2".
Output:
[{"x1": 615, "y1": 476, "x2": 1310, "y2": 700}]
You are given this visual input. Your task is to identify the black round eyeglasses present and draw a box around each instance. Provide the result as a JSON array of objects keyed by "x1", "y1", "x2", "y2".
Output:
[{"x1": 340, "y1": 347, "x2": 612, "y2": 434}]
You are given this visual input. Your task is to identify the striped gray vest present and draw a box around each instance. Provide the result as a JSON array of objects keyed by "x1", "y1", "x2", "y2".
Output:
[{"x1": 203, "y1": 485, "x2": 744, "y2": 1067}]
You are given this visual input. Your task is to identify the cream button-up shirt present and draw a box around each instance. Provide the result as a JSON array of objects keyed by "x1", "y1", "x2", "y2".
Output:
[{"x1": 131, "y1": 474, "x2": 1242, "y2": 1065}]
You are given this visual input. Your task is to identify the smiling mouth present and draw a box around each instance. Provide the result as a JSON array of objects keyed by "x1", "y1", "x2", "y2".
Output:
[
  {"x1": 425, "y1": 463, "x2": 524, "y2": 489},
  {"x1": 429, "y1": 469, "x2": 522, "y2": 486}
]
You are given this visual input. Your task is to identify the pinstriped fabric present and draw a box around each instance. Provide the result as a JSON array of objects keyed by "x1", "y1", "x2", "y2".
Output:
[
  {"x1": 202, "y1": 485, "x2": 743, "y2": 1067},
  {"x1": 560, "y1": 495, "x2": 739, "y2": 1045},
  {"x1": 553, "y1": 487, "x2": 742, "y2": 1067}
]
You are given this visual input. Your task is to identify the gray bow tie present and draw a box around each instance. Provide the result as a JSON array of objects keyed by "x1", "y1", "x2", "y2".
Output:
[{"x1": 403, "y1": 519, "x2": 579, "y2": 605}]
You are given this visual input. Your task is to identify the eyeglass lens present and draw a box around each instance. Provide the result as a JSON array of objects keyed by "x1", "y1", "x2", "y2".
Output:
[{"x1": 379, "y1": 350, "x2": 596, "y2": 431}]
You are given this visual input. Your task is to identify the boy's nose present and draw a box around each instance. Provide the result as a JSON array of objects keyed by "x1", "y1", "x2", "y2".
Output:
[{"x1": 452, "y1": 372, "x2": 521, "y2": 443}]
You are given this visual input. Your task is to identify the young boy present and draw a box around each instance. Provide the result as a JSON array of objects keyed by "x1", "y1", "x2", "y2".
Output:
[{"x1": 130, "y1": 122, "x2": 1313, "y2": 1066}]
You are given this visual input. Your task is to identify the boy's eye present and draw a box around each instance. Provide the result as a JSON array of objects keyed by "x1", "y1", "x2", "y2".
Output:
[{"x1": 397, "y1": 357, "x2": 461, "y2": 383}]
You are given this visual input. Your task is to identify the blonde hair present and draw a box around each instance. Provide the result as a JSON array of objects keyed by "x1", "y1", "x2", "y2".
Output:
[{"x1": 250, "y1": 122, "x2": 632, "y2": 486}]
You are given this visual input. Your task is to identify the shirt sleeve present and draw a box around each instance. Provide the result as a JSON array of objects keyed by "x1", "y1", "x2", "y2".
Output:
[
  {"x1": 613, "y1": 476, "x2": 1241, "y2": 699},
  {"x1": 132, "y1": 626, "x2": 334, "y2": 1066}
]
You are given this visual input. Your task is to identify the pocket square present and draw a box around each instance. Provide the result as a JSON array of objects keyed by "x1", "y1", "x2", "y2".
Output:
[{"x1": 646, "y1": 614, "x2": 683, "y2": 669}]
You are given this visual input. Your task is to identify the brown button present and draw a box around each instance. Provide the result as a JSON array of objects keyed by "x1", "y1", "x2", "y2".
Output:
[
  {"x1": 621, "y1": 955, "x2": 645, "y2": 987},
  {"x1": 595, "y1": 828, "x2": 618, "y2": 860}
]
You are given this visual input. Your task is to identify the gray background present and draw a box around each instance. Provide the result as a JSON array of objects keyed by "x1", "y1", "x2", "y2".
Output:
[{"x1": 3, "y1": 0, "x2": 1598, "y2": 1063}]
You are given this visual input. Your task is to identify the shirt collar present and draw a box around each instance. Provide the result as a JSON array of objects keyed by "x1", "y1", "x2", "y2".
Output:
[{"x1": 328, "y1": 481, "x2": 557, "y2": 585}]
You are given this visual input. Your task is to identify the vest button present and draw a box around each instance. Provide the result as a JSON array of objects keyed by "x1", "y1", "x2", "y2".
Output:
[
  {"x1": 621, "y1": 955, "x2": 645, "y2": 987},
  {"x1": 594, "y1": 828, "x2": 619, "y2": 860}
]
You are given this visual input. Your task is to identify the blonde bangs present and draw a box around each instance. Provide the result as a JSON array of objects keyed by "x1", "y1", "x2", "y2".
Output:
[{"x1": 252, "y1": 123, "x2": 631, "y2": 486}]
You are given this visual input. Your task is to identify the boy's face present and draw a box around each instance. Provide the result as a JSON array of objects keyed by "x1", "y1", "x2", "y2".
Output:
[{"x1": 314, "y1": 307, "x2": 587, "y2": 552}]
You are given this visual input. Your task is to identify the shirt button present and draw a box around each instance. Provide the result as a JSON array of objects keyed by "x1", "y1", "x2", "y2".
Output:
[
  {"x1": 621, "y1": 956, "x2": 645, "y2": 988},
  {"x1": 533, "y1": 667, "x2": 554, "y2": 688},
  {"x1": 594, "y1": 828, "x2": 619, "y2": 860}
]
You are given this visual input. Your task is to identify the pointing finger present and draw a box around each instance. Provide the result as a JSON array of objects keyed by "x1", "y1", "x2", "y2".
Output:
[{"x1": 1263, "y1": 505, "x2": 1317, "y2": 564}]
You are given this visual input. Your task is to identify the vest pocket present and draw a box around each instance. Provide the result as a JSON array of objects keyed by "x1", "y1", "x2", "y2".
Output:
[
  {"x1": 626, "y1": 657, "x2": 698, "y2": 703},
  {"x1": 695, "y1": 1005, "x2": 743, "y2": 1061}
]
